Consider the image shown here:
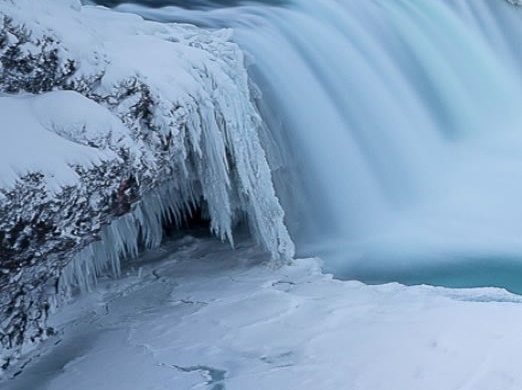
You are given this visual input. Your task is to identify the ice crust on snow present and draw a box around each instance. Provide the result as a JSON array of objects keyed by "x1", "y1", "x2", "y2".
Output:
[{"x1": 10, "y1": 238, "x2": 522, "y2": 390}]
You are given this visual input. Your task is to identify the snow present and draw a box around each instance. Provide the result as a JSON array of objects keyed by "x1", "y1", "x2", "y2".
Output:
[
  {"x1": 6, "y1": 236, "x2": 522, "y2": 390},
  {"x1": 0, "y1": 92, "x2": 120, "y2": 193},
  {"x1": 31, "y1": 91, "x2": 135, "y2": 154}
]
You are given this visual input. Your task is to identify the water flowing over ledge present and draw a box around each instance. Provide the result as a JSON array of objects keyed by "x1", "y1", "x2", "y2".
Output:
[
  {"x1": 120, "y1": 0, "x2": 522, "y2": 289},
  {"x1": 0, "y1": 0, "x2": 293, "y2": 371}
]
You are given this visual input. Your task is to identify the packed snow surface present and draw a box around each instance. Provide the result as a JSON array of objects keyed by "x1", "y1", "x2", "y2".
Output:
[{"x1": 5, "y1": 236, "x2": 522, "y2": 390}]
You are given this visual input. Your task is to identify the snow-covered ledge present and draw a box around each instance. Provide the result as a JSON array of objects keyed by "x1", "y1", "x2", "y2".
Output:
[{"x1": 0, "y1": 0, "x2": 294, "y2": 372}]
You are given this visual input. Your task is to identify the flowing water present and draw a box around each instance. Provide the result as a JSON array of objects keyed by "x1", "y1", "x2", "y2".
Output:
[{"x1": 99, "y1": 0, "x2": 522, "y2": 292}]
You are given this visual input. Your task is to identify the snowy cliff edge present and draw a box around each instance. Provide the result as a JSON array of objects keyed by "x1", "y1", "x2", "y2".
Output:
[{"x1": 0, "y1": 0, "x2": 294, "y2": 372}]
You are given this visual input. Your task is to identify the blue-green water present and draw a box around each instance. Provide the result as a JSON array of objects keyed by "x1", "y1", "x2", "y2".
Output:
[{"x1": 332, "y1": 255, "x2": 522, "y2": 295}]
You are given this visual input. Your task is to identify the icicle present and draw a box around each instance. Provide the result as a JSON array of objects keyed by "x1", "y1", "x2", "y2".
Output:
[
  {"x1": 58, "y1": 180, "x2": 206, "y2": 294},
  {"x1": 54, "y1": 5, "x2": 296, "y2": 296}
]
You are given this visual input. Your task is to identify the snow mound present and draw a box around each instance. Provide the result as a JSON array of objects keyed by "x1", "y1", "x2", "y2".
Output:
[{"x1": 0, "y1": 92, "x2": 120, "y2": 193}]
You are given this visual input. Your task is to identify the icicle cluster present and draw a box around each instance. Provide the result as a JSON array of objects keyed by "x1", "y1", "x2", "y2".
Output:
[{"x1": 0, "y1": 0, "x2": 294, "y2": 372}]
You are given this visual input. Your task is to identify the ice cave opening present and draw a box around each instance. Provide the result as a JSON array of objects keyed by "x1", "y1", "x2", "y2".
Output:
[{"x1": 162, "y1": 204, "x2": 211, "y2": 237}]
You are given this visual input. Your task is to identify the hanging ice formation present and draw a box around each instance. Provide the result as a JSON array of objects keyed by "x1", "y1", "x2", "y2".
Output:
[{"x1": 0, "y1": 0, "x2": 294, "y2": 305}]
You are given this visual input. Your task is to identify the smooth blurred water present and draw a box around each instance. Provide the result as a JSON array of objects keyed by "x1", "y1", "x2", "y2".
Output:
[{"x1": 101, "y1": 0, "x2": 522, "y2": 292}]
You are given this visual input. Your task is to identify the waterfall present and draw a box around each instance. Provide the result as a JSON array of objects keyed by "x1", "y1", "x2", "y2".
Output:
[{"x1": 112, "y1": 0, "x2": 522, "y2": 290}]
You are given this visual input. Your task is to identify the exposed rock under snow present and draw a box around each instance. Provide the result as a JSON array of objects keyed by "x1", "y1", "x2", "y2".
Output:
[{"x1": 0, "y1": 0, "x2": 294, "y2": 371}]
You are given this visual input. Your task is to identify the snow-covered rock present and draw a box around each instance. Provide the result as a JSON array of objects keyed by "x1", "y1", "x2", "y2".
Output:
[{"x1": 0, "y1": 0, "x2": 294, "y2": 371}]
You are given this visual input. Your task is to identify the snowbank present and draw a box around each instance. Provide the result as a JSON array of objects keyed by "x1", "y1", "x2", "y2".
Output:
[{"x1": 0, "y1": 0, "x2": 293, "y2": 371}]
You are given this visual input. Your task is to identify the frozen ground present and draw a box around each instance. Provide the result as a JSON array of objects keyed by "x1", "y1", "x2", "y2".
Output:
[{"x1": 3, "y1": 235, "x2": 522, "y2": 390}]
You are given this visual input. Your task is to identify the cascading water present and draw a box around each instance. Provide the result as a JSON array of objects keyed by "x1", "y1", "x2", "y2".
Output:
[{"x1": 107, "y1": 0, "x2": 522, "y2": 292}]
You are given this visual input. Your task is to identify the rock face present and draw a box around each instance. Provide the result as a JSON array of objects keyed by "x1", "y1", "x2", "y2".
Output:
[{"x1": 0, "y1": 0, "x2": 294, "y2": 372}]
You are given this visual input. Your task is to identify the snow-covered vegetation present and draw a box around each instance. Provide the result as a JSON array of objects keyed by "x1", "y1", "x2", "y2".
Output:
[{"x1": 0, "y1": 0, "x2": 293, "y2": 370}]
